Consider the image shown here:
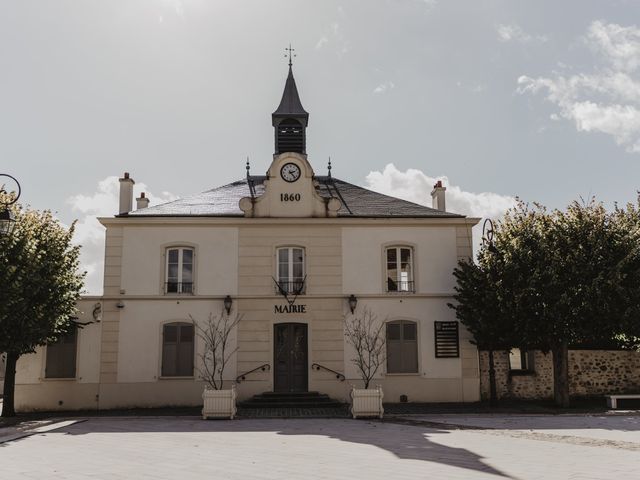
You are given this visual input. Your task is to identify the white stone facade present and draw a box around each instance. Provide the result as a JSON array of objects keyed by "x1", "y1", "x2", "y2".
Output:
[{"x1": 13, "y1": 68, "x2": 481, "y2": 411}]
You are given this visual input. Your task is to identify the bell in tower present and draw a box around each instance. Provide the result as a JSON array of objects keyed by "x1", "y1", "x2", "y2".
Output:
[{"x1": 272, "y1": 47, "x2": 309, "y2": 155}]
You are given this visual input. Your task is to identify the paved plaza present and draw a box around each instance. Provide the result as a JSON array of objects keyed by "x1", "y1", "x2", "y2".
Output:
[{"x1": 1, "y1": 414, "x2": 639, "y2": 479}]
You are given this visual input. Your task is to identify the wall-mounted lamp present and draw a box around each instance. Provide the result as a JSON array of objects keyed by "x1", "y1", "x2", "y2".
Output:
[
  {"x1": 224, "y1": 295, "x2": 233, "y2": 315},
  {"x1": 348, "y1": 294, "x2": 358, "y2": 314},
  {"x1": 92, "y1": 302, "x2": 103, "y2": 322},
  {"x1": 116, "y1": 300, "x2": 125, "y2": 309}
]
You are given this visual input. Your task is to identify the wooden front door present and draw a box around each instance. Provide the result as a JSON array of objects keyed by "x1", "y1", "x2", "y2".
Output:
[{"x1": 274, "y1": 323, "x2": 308, "y2": 393}]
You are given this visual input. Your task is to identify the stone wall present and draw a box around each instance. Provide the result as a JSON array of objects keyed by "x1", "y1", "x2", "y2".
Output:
[{"x1": 479, "y1": 350, "x2": 640, "y2": 400}]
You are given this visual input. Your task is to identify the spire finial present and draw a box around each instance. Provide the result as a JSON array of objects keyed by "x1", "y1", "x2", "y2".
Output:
[
  {"x1": 246, "y1": 157, "x2": 250, "y2": 177},
  {"x1": 327, "y1": 157, "x2": 332, "y2": 178},
  {"x1": 285, "y1": 44, "x2": 296, "y2": 68}
]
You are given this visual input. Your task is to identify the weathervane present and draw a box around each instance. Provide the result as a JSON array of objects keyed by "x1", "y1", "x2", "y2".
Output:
[{"x1": 285, "y1": 44, "x2": 296, "y2": 67}]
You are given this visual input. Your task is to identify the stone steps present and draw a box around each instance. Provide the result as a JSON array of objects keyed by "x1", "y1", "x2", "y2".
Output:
[{"x1": 239, "y1": 391, "x2": 345, "y2": 409}]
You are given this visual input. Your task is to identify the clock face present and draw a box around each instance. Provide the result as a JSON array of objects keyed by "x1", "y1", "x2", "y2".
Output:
[{"x1": 280, "y1": 163, "x2": 301, "y2": 182}]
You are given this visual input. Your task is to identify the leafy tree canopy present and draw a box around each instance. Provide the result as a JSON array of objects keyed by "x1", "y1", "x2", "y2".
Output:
[
  {"x1": 451, "y1": 197, "x2": 640, "y2": 407},
  {"x1": 1, "y1": 201, "x2": 85, "y2": 417}
]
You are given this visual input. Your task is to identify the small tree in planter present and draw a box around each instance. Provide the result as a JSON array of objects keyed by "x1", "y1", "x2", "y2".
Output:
[
  {"x1": 344, "y1": 306, "x2": 386, "y2": 418},
  {"x1": 192, "y1": 310, "x2": 242, "y2": 419}
]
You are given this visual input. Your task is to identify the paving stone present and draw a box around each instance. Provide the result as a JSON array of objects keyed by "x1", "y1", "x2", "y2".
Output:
[{"x1": 1, "y1": 415, "x2": 639, "y2": 479}]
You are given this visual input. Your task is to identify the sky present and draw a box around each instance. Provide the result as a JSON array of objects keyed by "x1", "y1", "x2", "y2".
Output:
[{"x1": 1, "y1": 0, "x2": 640, "y2": 293}]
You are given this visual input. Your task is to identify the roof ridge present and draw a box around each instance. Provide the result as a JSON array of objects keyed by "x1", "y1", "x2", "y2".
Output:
[{"x1": 127, "y1": 175, "x2": 464, "y2": 218}]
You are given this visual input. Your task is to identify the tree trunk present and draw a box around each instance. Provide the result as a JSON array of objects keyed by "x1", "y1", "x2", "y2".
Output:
[
  {"x1": 1, "y1": 351, "x2": 19, "y2": 417},
  {"x1": 488, "y1": 350, "x2": 497, "y2": 406},
  {"x1": 552, "y1": 342, "x2": 570, "y2": 408}
]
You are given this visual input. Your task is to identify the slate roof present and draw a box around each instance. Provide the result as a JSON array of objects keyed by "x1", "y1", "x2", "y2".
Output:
[
  {"x1": 272, "y1": 66, "x2": 309, "y2": 125},
  {"x1": 126, "y1": 176, "x2": 464, "y2": 218}
]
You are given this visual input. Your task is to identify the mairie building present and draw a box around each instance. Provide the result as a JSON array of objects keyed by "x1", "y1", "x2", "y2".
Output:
[{"x1": 15, "y1": 65, "x2": 480, "y2": 411}]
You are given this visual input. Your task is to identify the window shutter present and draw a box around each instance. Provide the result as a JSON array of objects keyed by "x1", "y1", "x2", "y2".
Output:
[
  {"x1": 45, "y1": 329, "x2": 78, "y2": 379},
  {"x1": 386, "y1": 321, "x2": 418, "y2": 373},
  {"x1": 434, "y1": 321, "x2": 459, "y2": 358},
  {"x1": 162, "y1": 323, "x2": 194, "y2": 377}
]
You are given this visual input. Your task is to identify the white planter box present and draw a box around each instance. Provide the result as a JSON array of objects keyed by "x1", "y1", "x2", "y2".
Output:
[
  {"x1": 350, "y1": 385, "x2": 384, "y2": 419},
  {"x1": 202, "y1": 384, "x2": 237, "y2": 420}
]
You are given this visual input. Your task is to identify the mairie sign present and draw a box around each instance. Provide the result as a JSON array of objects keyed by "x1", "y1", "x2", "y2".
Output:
[{"x1": 274, "y1": 304, "x2": 307, "y2": 314}]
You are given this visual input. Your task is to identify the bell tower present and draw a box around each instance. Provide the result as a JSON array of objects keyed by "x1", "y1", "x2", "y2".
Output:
[{"x1": 272, "y1": 46, "x2": 309, "y2": 155}]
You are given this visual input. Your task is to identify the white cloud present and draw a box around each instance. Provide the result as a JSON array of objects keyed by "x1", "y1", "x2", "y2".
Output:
[
  {"x1": 67, "y1": 177, "x2": 177, "y2": 295},
  {"x1": 373, "y1": 81, "x2": 395, "y2": 94},
  {"x1": 316, "y1": 21, "x2": 350, "y2": 57},
  {"x1": 518, "y1": 21, "x2": 640, "y2": 154},
  {"x1": 365, "y1": 164, "x2": 516, "y2": 255},
  {"x1": 315, "y1": 36, "x2": 328, "y2": 50},
  {"x1": 497, "y1": 23, "x2": 547, "y2": 44},
  {"x1": 587, "y1": 20, "x2": 640, "y2": 73}
]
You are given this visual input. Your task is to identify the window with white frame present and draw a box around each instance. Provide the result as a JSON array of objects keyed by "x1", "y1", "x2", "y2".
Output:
[
  {"x1": 385, "y1": 246, "x2": 414, "y2": 292},
  {"x1": 161, "y1": 323, "x2": 194, "y2": 377},
  {"x1": 386, "y1": 320, "x2": 418, "y2": 373},
  {"x1": 276, "y1": 247, "x2": 305, "y2": 294},
  {"x1": 45, "y1": 329, "x2": 77, "y2": 379},
  {"x1": 165, "y1": 247, "x2": 194, "y2": 294}
]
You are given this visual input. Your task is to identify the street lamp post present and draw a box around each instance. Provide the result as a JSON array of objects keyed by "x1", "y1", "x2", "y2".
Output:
[
  {"x1": 0, "y1": 174, "x2": 21, "y2": 237},
  {"x1": 482, "y1": 217, "x2": 499, "y2": 405}
]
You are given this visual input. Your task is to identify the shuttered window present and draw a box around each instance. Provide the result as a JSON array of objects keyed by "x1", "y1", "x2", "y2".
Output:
[
  {"x1": 386, "y1": 320, "x2": 418, "y2": 373},
  {"x1": 161, "y1": 323, "x2": 194, "y2": 377},
  {"x1": 434, "y1": 321, "x2": 460, "y2": 358},
  {"x1": 45, "y1": 329, "x2": 78, "y2": 379}
]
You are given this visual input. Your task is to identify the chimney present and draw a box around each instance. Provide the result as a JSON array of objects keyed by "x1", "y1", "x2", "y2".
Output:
[
  {"x1": 118, "y1": 172, "x2": 135, "y2": 215},
  {"x1": 136, "y1": 192, "x2": 149, "y2": 210},
  {"x1": 431, "y1": 180, "x2": 446, "y2": 212}
]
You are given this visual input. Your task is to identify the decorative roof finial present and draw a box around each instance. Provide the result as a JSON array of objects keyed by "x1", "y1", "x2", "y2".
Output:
[
  {"x1": 327, "y1": 157, "x2": 332, "y2": 178},
  {"x1": 285, "y1": 44, "x2": 296, "y2": 68},
  {"x1": 246, "y1": 157, "x2": 250, "y2": 177}
]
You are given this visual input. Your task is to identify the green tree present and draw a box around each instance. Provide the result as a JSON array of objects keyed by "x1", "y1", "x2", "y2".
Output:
[
  {"x1": 457, "y1": 199, "x2": 640, "y2": 408},
  {"x1": 450, "y1": 253, "x2": 515, "y2": 405},
  {"x1": 0, "y1": 203, "x2": 85, "y2": 417}
]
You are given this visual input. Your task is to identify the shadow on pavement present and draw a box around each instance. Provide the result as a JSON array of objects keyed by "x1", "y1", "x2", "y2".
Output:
[{"x1": 4, "y1": 417, "x2": 516, "y2": 479}]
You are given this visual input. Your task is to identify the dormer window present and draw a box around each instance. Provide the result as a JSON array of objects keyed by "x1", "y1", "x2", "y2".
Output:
[
  {"x1": 277, "y1": 246, "x2": 305, "y2": 294},
  {"x1": 386, "y1": 246, "x2": 414, "y2": 293},
  {"x1": 166, "y1": 247, "x2": 194, "y2": 294}
]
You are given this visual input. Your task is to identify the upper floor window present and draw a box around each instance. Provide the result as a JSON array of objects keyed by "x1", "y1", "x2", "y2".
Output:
[
  {"x1": 386, "y1": 320, "x2": 418, "y2": 374},
  {"x1": 386, "y1": 246, "x2": 414, "y2": 292},
  {"x1": 45, "y1": 329, "x2": 77, "y2": 379},
  {"x1": 277, "y1": 247, "x2": 305, "y2": 294},
  {"x1": 161, "y1": 322, "x2": 194, "y2": 377},
  {"x1": 166, "y1": 247, "x2": 194, "y2": 294}
]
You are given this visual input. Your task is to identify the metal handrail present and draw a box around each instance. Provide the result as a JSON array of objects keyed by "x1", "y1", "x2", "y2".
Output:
[
  {"x1": 236, "y1": 363, "x2": 270, "y2": 384},
  {"x1": 165, "y1": 282, "x2": 194, "y2": 294},
  {"x1": 386, "y1": 279, "x2": 415, "y2": 293},
  {"x1": 312, "y1": 363, "x2": 345, "y2": 381},
  {"x1": 274, "y1": 279, "x2": 306, "y2": 295}
]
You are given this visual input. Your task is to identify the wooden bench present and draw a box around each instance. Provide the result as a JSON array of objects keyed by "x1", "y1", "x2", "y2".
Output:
[{"x1": 605, "y1": 394, "x2": 640, "y2": 409}]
